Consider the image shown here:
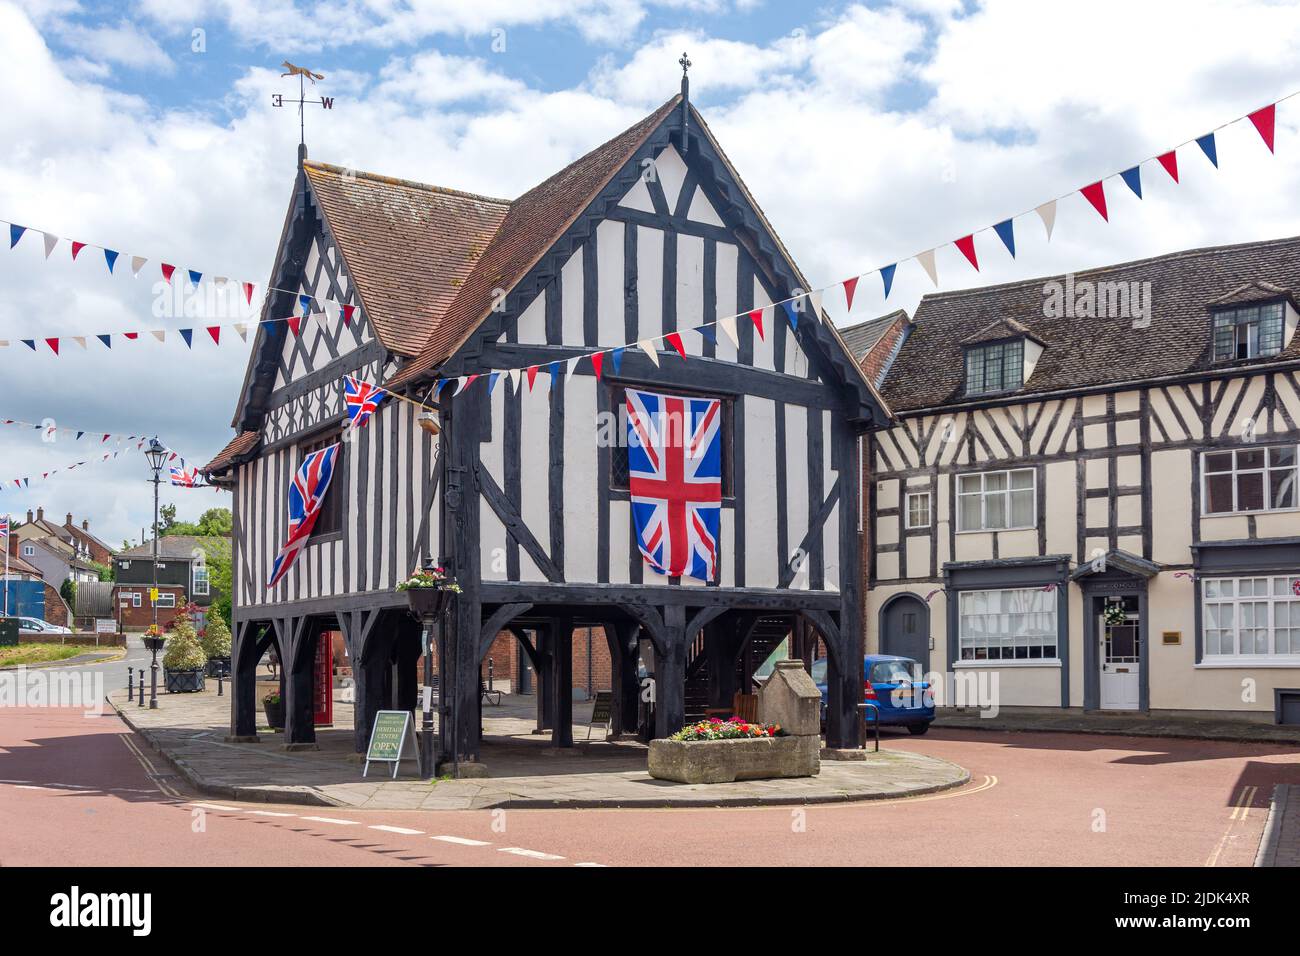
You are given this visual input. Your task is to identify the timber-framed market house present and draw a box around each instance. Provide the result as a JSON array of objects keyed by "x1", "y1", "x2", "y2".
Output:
[{"x1": 203, "y1": 84, "x2": 891, "y2": 768}]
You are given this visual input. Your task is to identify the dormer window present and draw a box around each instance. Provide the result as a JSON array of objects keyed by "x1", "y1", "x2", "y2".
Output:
[
  {"x1": 1213, "y1": 302, "x2": 1284, "y2": 362},
  {"x1": 964, "y1": 339, "x2": 1024, "y2": 396}
]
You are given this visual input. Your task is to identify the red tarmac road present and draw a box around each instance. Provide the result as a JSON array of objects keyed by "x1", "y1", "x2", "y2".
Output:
[{"x1": 1, "y1": 706, "x2": 1296, "y2": 867}]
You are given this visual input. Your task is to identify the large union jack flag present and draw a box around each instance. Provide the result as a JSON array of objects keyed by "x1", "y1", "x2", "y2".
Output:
[
  {"x1": 267, "y1": 442, "x2": 340, "y2": 589},
  {"x1": 625, "y1": 388, "x2": 723, "y2": 582},
  {"x1": 344, "y1": 375, "x2": 388, "y2": 430}
]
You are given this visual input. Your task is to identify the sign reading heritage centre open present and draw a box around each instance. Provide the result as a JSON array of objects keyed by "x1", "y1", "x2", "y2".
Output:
[{"x1": 363, "y1": 710, "x2": 420, "y2": 779}]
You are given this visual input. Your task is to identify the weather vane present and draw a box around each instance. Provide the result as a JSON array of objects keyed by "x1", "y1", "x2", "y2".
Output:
[
  {"x1": 679, "y1": 51, "x2": 691, "y2": 77},
  {"x1": 273, "y1": 61, "x2": 334, "y2": 159}
]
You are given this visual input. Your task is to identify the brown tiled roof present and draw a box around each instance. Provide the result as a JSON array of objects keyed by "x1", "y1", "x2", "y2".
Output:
[
  {"x1": 838, "y1": 310, "x2": 909, "y2": 361},
  {"x1": 387, "y1": 95, "x2": 683, "y2": 388},
  {"x1": 883, "y1": 235, "x2": 1300, "y2": 413},
  {"x1": 303, "y1": 162, "x2": 512, "y2": 356},
  {"x1": 203, "y1": 431, "x2": 260, "y2": 474}
]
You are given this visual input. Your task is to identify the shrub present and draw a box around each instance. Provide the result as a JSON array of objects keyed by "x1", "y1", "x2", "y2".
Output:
[
  {"x1": 200, "y1": 614, "x2": 232, "y2": 660},
  {"x1": 669, "y1": 717, "x2": 783, "y2": 741},
  {"x1": 163, "y1": 619, "x2": 207, "y2": 671}
]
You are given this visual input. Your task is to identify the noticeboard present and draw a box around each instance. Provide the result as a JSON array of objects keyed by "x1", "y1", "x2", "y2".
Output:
[{"x1": 363, "y1": 710, "x2": 420, "y2": 779}]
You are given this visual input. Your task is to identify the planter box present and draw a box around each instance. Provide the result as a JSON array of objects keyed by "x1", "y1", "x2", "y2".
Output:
[
  {"x1": 206, "y1": 656, "x2": 231, "y2": 678},
  {"x1": 263, "y1": 700, "x2": 284, "y2": 730},
  {"x1": 647, "y1": 735, "x2": 820, "y2": 784},
  {"x1": 164, "y1": 668, "x2": 206, "y2": 693}
]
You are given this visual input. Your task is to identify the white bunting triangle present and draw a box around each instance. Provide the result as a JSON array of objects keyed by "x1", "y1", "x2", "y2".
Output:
[
  {"x1": 808, "y1": 290, "x2": 824, "y2": 319},
  {"x1": 42, "y1": 233, "x2": 58, "y2": 259},
  {"x1": 718, "y1": 315, "x2": 739, "y2": 347},
  {"x1": 131, "y1": 255, "x2": 148, "y2": 277},
  {"x1": 916, "y1": 248, "x2": 939, "y2": 286},
  {"x1": 638, "y1": 339, "x2": 660, "y2": 366},
  {"x1": 323, "y1": 300, "x2": 340, "y2": 322},
  {"x1": 1036, "y1": 200, "x2": 1057, "y2": 240},
  {"x1": 565, "y1": 357, "x2": 580, "y2": 380},
  {"x1": 151, "y1": 330, "x2": 166, "y2": 343},
  {"x1": 508, "y1": 368, "x2": 521, "y2": 390},
  {"x1": 234, "y1": 322, "x2": 249, "y2": 341},
  {"x1": 452, "y1": 376, "x2": 469, "y2": 396},
  {"x1": 73, "y1": 336, "x2": 87, "y2": 349}
]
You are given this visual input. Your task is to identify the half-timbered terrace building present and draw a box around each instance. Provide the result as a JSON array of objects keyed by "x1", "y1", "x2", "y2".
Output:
[
  {"x1": 866, "y1": 235, "x2": 1300, "y2": 723},
  {"x1": 206, "y1": 87, "x2": 891, "y2": 767}
]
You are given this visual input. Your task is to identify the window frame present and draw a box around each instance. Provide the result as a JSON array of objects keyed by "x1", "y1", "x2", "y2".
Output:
[
  {"x1": 192, "y1": 565, "x2": 210, "y2": 597},
  {"x1": 607, "y1": 382, "x2": 735, "y2": 499},
  {"x1": 1211, "y1": 300, "x2": 1286, "y2": 363},
  {"x1": 156, "y1": 593, "x2": 177, "y2": 609},
  {"x1": 955, "y1": 467, "x2": 1037, "y2": 533},
  {"x1": 957, "y1": 586, "x2": 1061, "y2": 663},
  {"x1": 904, "y1": 490, "x2": 932, "y2": 530},
  {"x1": 963, "y1": 337, "x2": 1025, "y2": 396},
  {"x1": 131, "y1": 592, "x2": 142, "y2": 608},
  {"x1": 297, "y1": 428, "x2": 345, "y2": 540},
  {"x1": 1201, "y1": 444, "x2": 1299, "y2": 516},
  {"x1": 1202, "y1": 575, "x2": 1300, "y2": 663},
  {"x1": 22, "y1": 544, "x2": 34, "y2": 557}
]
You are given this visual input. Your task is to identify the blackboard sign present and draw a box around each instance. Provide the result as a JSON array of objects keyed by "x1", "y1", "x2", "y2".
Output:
[
  {"x1": 363, "y1": 710, "x2": 420, "y2": 779},
  {"x1": 585, "y1": 690, "x2": 614, "y2": 744}
]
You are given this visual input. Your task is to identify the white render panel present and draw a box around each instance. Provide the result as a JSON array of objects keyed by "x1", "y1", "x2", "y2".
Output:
[
  {"x1": 677, "y1": 234, "x2": 705, "y2": 354},
  {"x1": 596, "y1": 219, "x2": 625, "y2": 346},
  {"x1": 561, "y1": 248, "x2": 584, "y2": 345},
  {"x1": 636, "y1": 226, "x2": 664, "y2": 338},
  {"x1": 744, "y1": 397, "x2": 779, "y2": 587},
  {"x1": 751, "y1": 279, "x2": 775, "y2": 371},
  {"x1": 784, "y1": 404, "x2": 810, "y2": 589},
  {"x1": 654, "y1": 144, "x2": 688, "y2": 211},
  {"x1": 563, "y1": 377, "x2": 599, "y2": 583},
  {"x1": 513, "y1": 287, "x2": 547, "y2": 345},
  {"x1": 714, "y1": 242, "x2": 739, "y2": 364},
  {"x1": 519, "y1": 388, "x2": 551, "y2": 569}
]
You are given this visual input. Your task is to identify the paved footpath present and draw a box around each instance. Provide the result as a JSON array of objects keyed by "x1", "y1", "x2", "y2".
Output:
[
  {"x1": 3, "y1": 704, "x2": 1296, "y2": 866},
  {"x1": 108, "y1": 685, "x2": 968, "y2": 809}
]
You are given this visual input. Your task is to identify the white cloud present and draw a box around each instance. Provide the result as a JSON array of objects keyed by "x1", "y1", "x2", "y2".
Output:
[{"x1": 56, "y1": 20, "x2": 175, "y2": 74}]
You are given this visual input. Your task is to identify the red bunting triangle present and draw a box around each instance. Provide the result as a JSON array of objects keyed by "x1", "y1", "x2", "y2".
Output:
[
  {"x1": 665, "y1": 331, "x2": 686, "y2": 359},
  {"x1": 1248, "y1": 103, "x2": 1276, "y2": 153},
  {"x1": 1156, "y1": 150, "x2": 1179, "y2": 183},
  {"x1": 45, "y1": 338, "x2": 59, "y2": 355},
  {"x1": 749, "y1": 309, "x2": 765, "y2": 340},
  {"x1": 206, "y1": 326, "x2": 221, "y2": 345},
  {"x1": 123, "y1": 332, "x2": 139, "y2": 341},
  {"x1": 954, "y1": 235, "x2": 979, "y2": 271},
  {"x1": 842, "y1": 276, "x2": 859, "y2": 312},
  {"x1": 286, "y1": 316, "x2": 302, "y2": 337},
  {"x1": 71, "y1": 241, "x2": 86, "y2": 260},
  {"x1": 1080, "y1": 180, "x2": 1109, "y2": 221},
  {"x1": 526, "y1": 365, "x2": 538, "y2": 391},
  {"x1": 342, "y1": 305, "x2": 355, "y2": 325},
  {"x1": 241, "y1": 281, "x2": 254, "y2": 304},
  {"x1": 591, "y1": 352, "x2": 604, "y2": 381},
  {"x1": 161, "y1": 263, "x2": 176, "y2": 284}
]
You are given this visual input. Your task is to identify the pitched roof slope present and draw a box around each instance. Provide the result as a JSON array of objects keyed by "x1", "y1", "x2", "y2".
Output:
[
  {"x1": 303, "y1": 162, "x2": 512, "y2": 356},
  {"x1": 203, "y1": 431, "x2": 260, "y2": 474},
  {"x1": 387, "y1": 95, "x2": 683, "y2": 388},
  {"x1": 838, "y1": 310, "x2": 909, "y2": 361},
  {"x1": 883, "y1": 235, "x2": 1300, "y2": 412}
]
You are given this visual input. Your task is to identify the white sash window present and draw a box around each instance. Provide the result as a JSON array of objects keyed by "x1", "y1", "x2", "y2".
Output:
[{"x1": 1203, "y1": 576, "x2": 1300, "y2": 663}]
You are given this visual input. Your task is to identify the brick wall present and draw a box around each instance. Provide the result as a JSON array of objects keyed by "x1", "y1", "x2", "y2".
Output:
[
  {"x1": 422, "y1": 626, "x2": 614, "y2": 698},
  {"x1": 113, "y1": 585, "x2": 186, "y2": 631}
]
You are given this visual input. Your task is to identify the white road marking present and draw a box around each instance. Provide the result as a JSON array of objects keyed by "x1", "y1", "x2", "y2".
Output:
[
  {"x1": 499, "y1": 847, "x2": 565, "y2": 861},
  {"x1": 301, "y1": 816, "x2": 360, "y2": 826},
  {"x1": 574, "y1": 862, "x2": 606, "y2": 867},
  {"x1": 0, "y1": 780, "x2": 32, "y2": 785},
  {"x1": 15, "y1": 785, "x2": 48, "y2": 790},
  {"x1": 370, "y1": 825, "x2": 424, "y2": 835},
  {"x1": 190, "y1": 802, "x2": 240, "y2": 812},
  {"x1": 246, "y1": 810, "x2": 297, "y2": 817},
  {"x1": 432, "y1": 835, "x2": 491, "y2": 846}
]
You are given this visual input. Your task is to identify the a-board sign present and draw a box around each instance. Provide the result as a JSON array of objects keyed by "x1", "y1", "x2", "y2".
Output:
[
  {"x1": 363, "y1": 710, "x2": 420, "y2": 779},
  {"x1": 590, "y1": 690, "x2": 613, "y2": 724}
]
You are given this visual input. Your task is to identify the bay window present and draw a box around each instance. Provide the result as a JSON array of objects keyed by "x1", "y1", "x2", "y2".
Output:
[
  {"x1": 1203, "y1": 576, "x2": 1300, "y2": 661},
  {"x1": 958, "y1": 587, "x2": 1058, "y2": 661}
]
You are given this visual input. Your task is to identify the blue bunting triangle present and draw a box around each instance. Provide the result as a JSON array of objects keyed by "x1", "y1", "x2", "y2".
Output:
[
  {"x1": 548, "y1": 360, "x2": 561, "y2": 384},
  {"x1": 179, "y1": 328, "x2": 194, "y2": 348},
  {"x1": 694, "y1": 325, "x2": 716, "y2": 344},
  {"x1": 21, "y1": 340, "x2": 35, "y2": 351},
  {"x1": 76, "y1": 431, "x2": 84, "y2": 440},
  {"x1": 299, "y1": 294, "x2": 312, "y2": 315},
  {"x1": 9, "y1": 224, "x2": 25, "y2": 248},
  {"x1": 188, "y1": 269, "x2": 202, "y2": 288},
  {"x1": 992, "y1": 219, "x2": 1015, "y2": 258},
  {"x1": 611, "y1": 347, "x2": 625, "y2": 374},
  {"x1": 97, "y1": 334, "x2": 111, "y2": 349},
  {"x1": 881, "y1": 263, "x2": 896, "y2": 299},
  {"x1": 487, "y1": 371, "x2": 501, "y2": 394},
  {"x1": 104, "y1": 249, "x2": 119, "y2": 273},
  {"x1": 1120, "y1": 166, "x2": 1143, "y2": 199},
  {"x1": 782, "y1": 300, "x2": 798, "y2": 330},
  {"x1": 1196, "y1": 133, "x2": 1218, "y2": 168}
]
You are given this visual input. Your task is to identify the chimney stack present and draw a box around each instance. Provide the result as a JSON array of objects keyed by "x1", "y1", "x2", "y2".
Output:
[
  {"x1": 26, "y1": 509, "x2": 33, "y2": 524},
  {"x1": 66, "y1": 512, "x2": 74, "y2": 528},
  {"x1": 82, "y1": 519, "x2": 89, "y2": 531},
  {"x1": 36, "y1": 507, "x2": 44, "y2": 522}
]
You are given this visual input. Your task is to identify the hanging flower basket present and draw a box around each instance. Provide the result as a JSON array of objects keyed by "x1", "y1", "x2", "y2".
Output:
[
  {"x1": 399, "y1": 565, "x2": 461, "y2": 618},
  {"x1": 1103, "y1": 602, "x2": 1128, "y2": 627}
]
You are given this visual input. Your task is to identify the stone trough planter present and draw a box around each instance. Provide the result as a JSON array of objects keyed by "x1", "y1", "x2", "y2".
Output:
[{"x1": 648, "y1": 734, "x2": 820, "y2": 784}]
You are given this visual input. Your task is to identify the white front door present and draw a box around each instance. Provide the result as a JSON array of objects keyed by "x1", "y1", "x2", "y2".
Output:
[{"x1": 1099, "y1": 612, "x2": 1140, "y2": 710}]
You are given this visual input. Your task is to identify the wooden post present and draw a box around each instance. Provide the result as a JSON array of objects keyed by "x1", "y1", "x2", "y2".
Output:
[
  {"x1": 552, "y1": 617, "x2": 573, "y2": 748},
  {"x1": 655, "y1": 605, "x2": 687, "y2": 739},
  {"x1": 230, "y1": 621, "x2": 257, "y2": 738},
  {"x1": 281, "y1": 618, "x2": 316, "y2": 747}
]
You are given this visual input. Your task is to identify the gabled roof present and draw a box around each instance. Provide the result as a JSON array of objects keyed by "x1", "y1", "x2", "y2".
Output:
[
  {"x1": 960, "y1": 316, "x2": 1044, "y2": 347},
  {"x1": 387, "y1": 96, "x2": 684, "y2": 388},
  {"x1": 4, "y1": 551, "x2": 43, "y2": 578},
  {"x1": 117, "y1": 535, "x2": 229, "y2": 561},
  {"x1": 838, "y1": 310, "x2": 909, "y2": 361},
  {"x1": 1208, "y1": 279, "x2": 1296, "y2": 308},
  {"x1": 203, "y1": 430, "x2": 260, "y2": 475},
  {"x1": 883, "y1": 235, "x2": 1300, "y2": 413},
  {"x1": 302, "y1": 162, "x2": 512, "y2": 357}
]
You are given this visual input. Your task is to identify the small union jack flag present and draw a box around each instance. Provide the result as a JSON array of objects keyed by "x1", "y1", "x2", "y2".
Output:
[
  {"x1": 344, "y1": 375, "x2": 388, "y2": 430},
  {"x1": 0, "y1": 516, "x2": 8, "y2": 540},
  {"x1": 267, "y1": 443, "x2": 340, "y2": 589},
  {"x1": 169, "y1": 466, "x2": 203, "y2": 487}
]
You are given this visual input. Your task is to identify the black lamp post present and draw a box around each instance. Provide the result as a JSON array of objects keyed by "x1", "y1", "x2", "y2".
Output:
[
  {"x1": 144, "y1": 438, "x2": 168, "y2": 709},
  {"x1": 407, "y1": 557, "x2": 455, "y2": 778}
]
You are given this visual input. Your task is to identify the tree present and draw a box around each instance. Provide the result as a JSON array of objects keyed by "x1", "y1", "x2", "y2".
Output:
[
  {"x1": 196, "y1": 508, "x2": 233, "y2": 537},
  {"x1": 159, "y1": 503, "x2": 178, "y2": 532},
  {"x1": 59, "y1": 578, "x2": 76, "y2": 608}
]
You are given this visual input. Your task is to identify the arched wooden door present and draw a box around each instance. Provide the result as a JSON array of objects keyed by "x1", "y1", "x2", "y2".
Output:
[{"x1": 879, "y1": 595, "x2": 929, "y2": 671}]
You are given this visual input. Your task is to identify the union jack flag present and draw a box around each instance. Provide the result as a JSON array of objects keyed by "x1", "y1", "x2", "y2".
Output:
[
  {"x1": 0, "y1": 516, "x2": 8, "y2": 540},
  {"x1": 267, "y1": 443, "x2": 340, "y2": 589},
  {"x1": 344, "y1": 375, "x2": 388, "y2": 430},
  {"x1": 169, "y1": 466, "x2": 203, "y2": 487},
  {"x1": 625, "y1": 388, "x2": 722, "y2": 582}
]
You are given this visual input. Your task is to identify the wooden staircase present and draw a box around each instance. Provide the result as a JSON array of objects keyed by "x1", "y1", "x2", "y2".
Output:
[{"x1": 682, "y1": 616, "x2": 791, "y2": 722}]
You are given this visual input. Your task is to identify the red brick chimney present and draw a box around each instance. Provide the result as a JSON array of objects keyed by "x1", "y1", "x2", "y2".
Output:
[
  {"x1": 25, "y1": 509, "x2": 33, "y2": 524},
  {"x1": 82, "y1": 519, "x2": 89, "y2": 531},
  {"x1": 36, "y1": 507, "x2": 44, "y2": 523},
  {"x1": 65, "y1": 512, "x2": 74, "y2": 529}
]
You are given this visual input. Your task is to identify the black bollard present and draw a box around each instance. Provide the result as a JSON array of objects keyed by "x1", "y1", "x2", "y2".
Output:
[
  {"x1": 217, "y1": 675, "x2": 224, "y2": 697},
  {"x1": 137, "y1": 669, "x2": 145, "y2": 707},
  {"x1": 128, "y1": 668, "x2": 135, "y2": 703}
]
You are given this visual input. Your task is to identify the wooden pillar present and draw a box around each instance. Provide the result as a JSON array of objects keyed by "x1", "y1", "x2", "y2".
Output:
[
  {"x1": 654, "y1": 605, "x2": 687, "y2": 739},
  {"x1": 230, "y1": 622, "x2": 260, "y2": 739},
  {"x1": 606, "y1": 622, "x2": 641, "y2": 736},
  {"x1": 534, "y1": 627, "x2": 554, "y2": 732},
  {"x1": 552, "y1": 618, "x2": 573, "y2": 748},
  {"x1": 280, "y1": 617, "x2": 316, "y2": 747}
]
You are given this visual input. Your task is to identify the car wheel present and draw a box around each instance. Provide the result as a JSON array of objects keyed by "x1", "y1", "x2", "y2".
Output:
[{"x1": 907, "y1": 723, "x2": 930, "y2": 736}]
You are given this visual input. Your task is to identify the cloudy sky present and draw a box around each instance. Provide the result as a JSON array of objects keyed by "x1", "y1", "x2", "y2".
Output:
[{"x1": 1, "y1": 0, "x2": 1298, "y2": 548}]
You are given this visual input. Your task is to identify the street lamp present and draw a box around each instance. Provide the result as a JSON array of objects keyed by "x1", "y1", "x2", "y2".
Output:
[
  {"x1": 406, "y1": 556, "x2": 455, "y2": 778},
  {"x1": 144, "y1": 438, "x2": 168, "y2": 709}
]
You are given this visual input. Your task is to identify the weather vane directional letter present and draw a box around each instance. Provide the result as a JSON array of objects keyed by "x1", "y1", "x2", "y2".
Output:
[{"x1": 272, "y1": 61, "x2": 334, "y2": 156}]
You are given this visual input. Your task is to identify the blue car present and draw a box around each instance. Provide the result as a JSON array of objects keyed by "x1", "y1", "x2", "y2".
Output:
[{"x1": 810, "y1": 654, "x2": 935, "y2": 735}]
